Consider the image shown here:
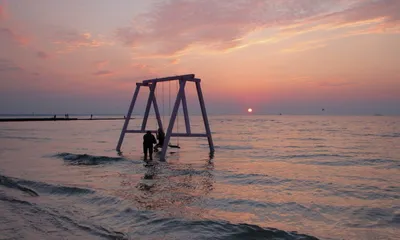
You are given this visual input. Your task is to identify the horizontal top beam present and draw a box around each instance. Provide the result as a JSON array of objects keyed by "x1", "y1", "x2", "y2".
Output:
[
  {"x1": 125, "y1": 130, "x2": 207, "y2": 137},
  {"x1": 137, "y1": 77, "x2": 201, "y2": 86},
  {"x1": 191, "y1": 78, "x2": 201, "y2": 83},
  {"x1": 142, "y1": 74, "x2": 195, "y2": 84}
]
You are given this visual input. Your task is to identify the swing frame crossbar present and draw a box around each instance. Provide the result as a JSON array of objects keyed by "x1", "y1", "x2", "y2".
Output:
[{"x1": 116, "y1": 74, "x2": 214, "y2": 161}]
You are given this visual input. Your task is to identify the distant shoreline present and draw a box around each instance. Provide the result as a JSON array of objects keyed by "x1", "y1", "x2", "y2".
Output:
[{"x1": 0, "y1": 117, "x2": 127, "y2": 122}]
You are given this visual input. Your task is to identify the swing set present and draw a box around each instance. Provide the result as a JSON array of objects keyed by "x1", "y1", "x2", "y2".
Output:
[{"x1": 116, "y1": 74, "x2": 214, "y2": 161}]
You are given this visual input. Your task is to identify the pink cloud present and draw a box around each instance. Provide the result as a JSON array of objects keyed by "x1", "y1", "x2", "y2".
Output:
[
  {"x1": 93, "y1": 70, "x2": 114, "y2": 76},
  {"x1": 0, "y1": 4, "x2": 31, "y2": 46},
  {"x1": 318, "y1": 79, "x2": 358, "y2": 87},
  {"x1": 283, "y1": 40, "x2": 328, "y2": 53},
  {"x1": 280, "y1": 0, "x2": 400, "y2": 38},
  {"x1": 170, "y1": 59, "x2": 180, "y2": 64},
  {"x1": 115, "y1": 0, "x2": 400, "y2": 56},
  {"x1": 0, "y1": 59, "x2": 23, "y2": 72},
  {"x1": 0, "y1": 27, "x2": 30, "y2": 45},
  {"x1": 131, "y1": 62, "x2": 158, "y2": 74},
  {"x1": 115, "y1": 0, "x2": 354, "y2": 56},
  {"x1": 36, "y1": 51, "x2": 50, "y2": 59},
  {"x1": 93, "y1": 60, "x2": 109, "y2": 69},
  {"x1": 0, "y1": 4, "x2": 5, "y2": 20},
  {"x1": 53, "y1": 29, "x2": 112, "y2": 53}
]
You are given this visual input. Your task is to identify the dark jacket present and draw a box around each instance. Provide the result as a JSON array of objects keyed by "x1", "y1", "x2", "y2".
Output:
[{"x1": 143, "y1": 132, "x2": 157, "y2": 147}]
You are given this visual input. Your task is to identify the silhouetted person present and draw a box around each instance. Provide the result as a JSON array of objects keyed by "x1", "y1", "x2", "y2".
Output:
[
  {"x1": 143, "y1": 131, "x2": 157, "y2": 160},
  {"x1": 90, "y1": 114, "x2": 93, "y2": 119},
  {"x1": 155, "y1": 127, "x2": 165, "y2": 150}
]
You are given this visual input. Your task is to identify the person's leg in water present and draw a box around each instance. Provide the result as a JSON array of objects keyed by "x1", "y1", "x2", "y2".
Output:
[
  {"x1": 149, "y1": 146, "x2": 153, "y2": 160},
  {"x1": 143, "y1": 144, "x2": 148, "y2": 160}
]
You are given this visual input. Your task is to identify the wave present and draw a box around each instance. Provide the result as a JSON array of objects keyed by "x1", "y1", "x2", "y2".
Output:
[
  {"x1": 353, "y1": 132, "x2": 400, "y2": 138},
  {"x1": 17, "y1": 179, "x2": 95, "y2": 196},
  {"x1": 286, "y1": 137, "x2": 325, "y2": 141},
  {"x1": 0, "y1": 174, "x2": 94, "y2": 197},
  {"x1": 1, "y1": 135, "x2": 52, "y2": 141},
  {"x1": 0, "y1": 175, "x2": 39, "y2": 196},
  {"x1": 0, "y1": 193, "x2": 127, "y2": 240},
  {"x1": 279, "y1": 153, "x2": 348, "y2": 159},
  {"x1": 1, "y1": 179, "x2": 318, "y2": 240},
  {"x1": 54, "y1": 152, "x2": 124, "y2": 166},
  {"x1": 298, "y1": 158, "x2": 398, "y2": 168},
  {"x1": 134, "y1": 218, "x2": 319, "y2": 240},
  {"x1": 380, "y1": 133, "x2": 400, "y2": 138},
  {"x1": 214, "y1": 145, "x2": 253, "y2": 150}
]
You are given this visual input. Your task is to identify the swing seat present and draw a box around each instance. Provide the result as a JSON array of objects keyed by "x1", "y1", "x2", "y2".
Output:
[
  {"x1": 168, "y1": 144, "x2": 181, "y2": 149},
  {"x1": 154, "y1": 144, "x2": 181, "y2": 151}
]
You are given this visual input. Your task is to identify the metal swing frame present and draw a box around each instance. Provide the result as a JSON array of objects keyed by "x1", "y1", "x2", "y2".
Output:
[{"x1": 116, "y1": 74, "x2": 214, "y2": 161}]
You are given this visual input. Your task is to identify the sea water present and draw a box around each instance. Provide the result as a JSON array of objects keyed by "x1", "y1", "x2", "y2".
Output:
[{"x1": 0, "y1": 115, "x2": 399, "y2": 240}]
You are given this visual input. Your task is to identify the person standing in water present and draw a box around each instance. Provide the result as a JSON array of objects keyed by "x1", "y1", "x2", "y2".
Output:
[{"x1": 143, "y1": 131, "x2": 157, "y2": 160}]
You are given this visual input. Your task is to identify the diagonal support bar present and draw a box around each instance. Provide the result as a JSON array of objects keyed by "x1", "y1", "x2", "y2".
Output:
[
  {"x1": 116, "y1": 83, "x2": 141, "y2": 152},
  {"x1": 141, "y1": 83, "x2": 156, "y2": 131},
  {"x1": 160, "y1": 80, "x2": 186, "y2": 161},
  {"x1": 196, "y1": 81, "x2": 214, "y2": 153}
]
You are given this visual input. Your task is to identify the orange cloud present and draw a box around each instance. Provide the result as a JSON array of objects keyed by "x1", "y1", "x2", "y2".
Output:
[
  {"x1": 115, "y1": 0, "x2": 400, "y2": 57},
  {"x1": 53, "y1": 29, "x2": 112, "y2": 53},
  {"x1": 170, "y1": 58, "x2": 180, "y2": 64},
  {"x1": 278, "y1": 0, "x2": 400, "y2": 44},
  {"x1": 283, "y1": 40, "x2": 328, "y2": 53}
]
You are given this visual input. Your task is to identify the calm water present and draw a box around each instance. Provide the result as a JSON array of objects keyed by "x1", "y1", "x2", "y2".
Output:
[{"x1": 0, "y1": 115, "x2": 399, "y2": 240}]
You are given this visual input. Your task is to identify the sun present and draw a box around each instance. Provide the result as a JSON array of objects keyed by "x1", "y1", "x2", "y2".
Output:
[{"x1": 247, "y1": 108, "x2": 253, "y2": 113}]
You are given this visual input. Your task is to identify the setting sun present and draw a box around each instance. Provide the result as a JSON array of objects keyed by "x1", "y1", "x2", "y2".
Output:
[{"x1": 247, "y1": 108, "x2": 253, "y2": 113}]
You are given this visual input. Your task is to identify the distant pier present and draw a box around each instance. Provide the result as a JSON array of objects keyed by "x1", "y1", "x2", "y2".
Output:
[{"x1": 0, "y1": 117, "x2": 128, "y2": 122}]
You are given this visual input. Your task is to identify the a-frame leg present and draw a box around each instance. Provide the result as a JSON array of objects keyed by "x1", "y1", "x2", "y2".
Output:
[
  {"x1": 181, "y1": 80, "x2": 191, "y2": 134},
  {"x1": 116, "y1": 83, "x2": 141, "y2": 152},
  {"x1": 153, "y1": 92, "x2": 163, "y2": 131},
  {"x1": 196, "y1": 81, "x2": 214, "y2": 153},
  {"x1": 160, "y1": 80, "x2": 186, "y2": 161},
  {"x1": 141, "y1": 83, "x2": 156, "y2": 131}
]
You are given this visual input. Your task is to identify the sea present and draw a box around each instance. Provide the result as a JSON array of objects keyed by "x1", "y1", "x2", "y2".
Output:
[{"x1": 0, "y1": 115, "x2": 399, "y2": 240}]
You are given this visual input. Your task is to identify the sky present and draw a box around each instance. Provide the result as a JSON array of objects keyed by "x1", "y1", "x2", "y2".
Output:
[{"x1": 0, "y1": 0, "x2": 399, "y2": 115}]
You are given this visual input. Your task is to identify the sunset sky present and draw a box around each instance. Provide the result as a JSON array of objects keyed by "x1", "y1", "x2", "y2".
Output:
[{"x1": 1, "y1": 0, "x2": 399, "y2": 115}]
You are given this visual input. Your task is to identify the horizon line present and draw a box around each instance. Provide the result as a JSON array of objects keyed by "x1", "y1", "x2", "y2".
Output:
[{"x1": 0, "y1": 113, "x2": 398, "y2": 117}]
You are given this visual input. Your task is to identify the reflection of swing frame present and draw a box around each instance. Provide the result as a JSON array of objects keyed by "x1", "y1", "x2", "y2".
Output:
[{"x1": 116, "y1": 74, "x2": 214, "y2": 161}]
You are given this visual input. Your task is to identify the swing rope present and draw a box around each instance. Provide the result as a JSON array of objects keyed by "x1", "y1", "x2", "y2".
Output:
[
  {"x1": 154, "y1": 83, "x2": 158, "y2": 130},
  {"x1": 169, "y1": 80, "x2": 171, "y2": 126},
  {"x1": 162, "y1": 82, "x2": 165, "y2": 126},
  {"x1": 176, "y1": 80, "x2": 180, "y2": 146}
]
